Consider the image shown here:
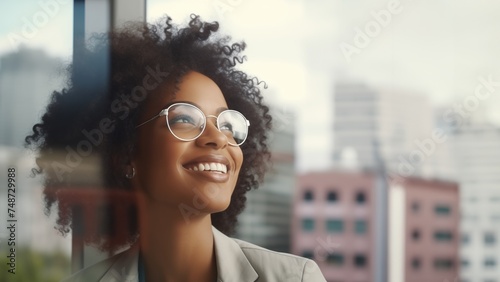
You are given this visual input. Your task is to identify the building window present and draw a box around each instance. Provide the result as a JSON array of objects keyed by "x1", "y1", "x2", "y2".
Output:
[
  {"x1": 303, "y1": 190, "x2": 314, "y2": 201},
  {"x1": 411, "y1": 201, "x2": 420, "y2": 213},
  {"x1": 412, "y1": 229, "x2": 421, "y2": 241},
  {"x1": 302, "y1": 218, "x2": 315, "y2": 232},
  {"x1": 355, "y1": 191, "x2": 367, "y2": 204},
  {"x1": 411, "y1": 257, "x2": 421, "y2": 270},
  {"x1": 326, "y1": 253, "x2": 344, "y2": 266},
  {"x1": 491, "y1": 196, "x2": 500, "y2": 202},
  {"x1": 326, "y1": 219, "x2": 344, "y2": 233},
  {"x1": 354, "y1": 254, "x2": 367, "y2": 268},
  {"x1": 354, "y1": 220, "x2": 368, "y2": 234},
  {"x1": 484, "y1": 232, "x2": 496, "y2": 245},
  {"x1": 435, "y1": 204, "x2": 451, "y2": 215},
  {"x1": 327, "y1": 190, "x2": 338, "y2": 203},
  {"x1": 434, "y1": 231, "x2": 453, "y2": 242},
  {"x1": 462, "y1": 233, "x2": 470, "y2": 245},
  {"x1": 302, "y1": 250, "x2": 314, "y2": 260},
  {"x1": 491, "y1": 215, "x2": 500, "y2": 222},
  {"x1": 484, "y1": 258, "x2": 497, "y2": 268},
  {"x1": 434, "y1": 258, "x2": 454, "y2": 270},
  {"x1": 461, "y1": 259, "x2": 470, "y2": 268}
]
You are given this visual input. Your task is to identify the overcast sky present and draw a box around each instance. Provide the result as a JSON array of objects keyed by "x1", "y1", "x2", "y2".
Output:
[{"x1": 2, "y1": 0, "x2": 500, "y2": 171}]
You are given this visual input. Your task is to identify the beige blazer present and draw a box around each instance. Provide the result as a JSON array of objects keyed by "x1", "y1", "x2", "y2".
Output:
[{"x1": 63, "y1": 226, "x2": 326, "y2": 282}]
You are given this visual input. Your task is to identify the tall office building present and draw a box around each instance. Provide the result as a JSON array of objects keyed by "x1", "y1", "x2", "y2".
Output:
[
  {"x1": 235, "y1": 110, "x2": 295, "y2": 252},
  {"x1": 0, "y1": 47, "x2": 64, "y2": 147},
  {"x1": 332, "y1": 82, "x2": 442, "y2": 178},
  {"x1": 451, "y1": 123, "x2": 500, "y2": 281}
]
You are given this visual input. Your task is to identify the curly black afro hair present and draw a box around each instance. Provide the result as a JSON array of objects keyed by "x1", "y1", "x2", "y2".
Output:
[{"x1": 25, "y1": 14, "x2": 272, "y2": 252}]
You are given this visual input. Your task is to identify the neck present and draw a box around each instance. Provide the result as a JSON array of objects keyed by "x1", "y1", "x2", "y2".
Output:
[{"x1": 137, "y1": 193, "x2": 217, "y2": 282}]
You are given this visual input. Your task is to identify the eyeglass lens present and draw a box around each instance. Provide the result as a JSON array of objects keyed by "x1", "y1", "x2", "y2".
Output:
[{"x1": 166, "y1": 104, "x2": 248, "y2": 145}]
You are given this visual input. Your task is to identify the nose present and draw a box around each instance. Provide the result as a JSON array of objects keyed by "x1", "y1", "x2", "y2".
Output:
[{"x1": 195, "y1": 117, "x2": 228, "y2": 149}]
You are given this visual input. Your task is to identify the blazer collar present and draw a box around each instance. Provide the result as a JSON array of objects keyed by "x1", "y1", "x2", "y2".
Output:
[
  {"x1": 212, "y1": 226, "x2": 258, "y2": 282},
  {"x1": 98, "y1": 227, "x2": 258, "y2": 282}
]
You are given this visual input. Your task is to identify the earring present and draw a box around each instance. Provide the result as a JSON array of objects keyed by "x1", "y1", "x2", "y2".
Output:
[{"x1": 125, "y1": 167, "x2": 136, "y2": 179}]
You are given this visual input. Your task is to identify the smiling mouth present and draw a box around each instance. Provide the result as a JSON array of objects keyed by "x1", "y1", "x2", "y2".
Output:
[{"x1": 184, "y1": 162, "x2": 228, "y2": 174}]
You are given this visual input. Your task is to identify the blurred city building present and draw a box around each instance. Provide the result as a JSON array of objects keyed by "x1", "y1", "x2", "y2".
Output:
[
  {"x1": 0, "y1": 48, "x2": 70, "y2": 256},
  {"x1": 0, "y1": 47, "x2": 64, "y2": 147},
  {"x1": 450, "y1": 122, "x2": 500, "y2": 281},
  {"x1": 293, "y1": 170, "x2": 459, "y2": 282},
  {"x1": 235, "y1": 109, "x2": 295, "y2": 252},
  {"x1": 332, "y1": 81, "x2": 452, "y2": 179}
]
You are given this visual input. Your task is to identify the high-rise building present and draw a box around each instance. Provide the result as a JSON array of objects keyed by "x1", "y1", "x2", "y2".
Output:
[
  {"x1": 293, "y1": 170, "x2": 460, "y2": 282},
  {"x1": 450, "y1": 122, "x2": 500, "y2": 281},
  {"x1": 0, "y1": 47, "x2": 64, "y2": 147},
  {"x1": 332, "y1": 82, "x2": 438, "y2": 178}
]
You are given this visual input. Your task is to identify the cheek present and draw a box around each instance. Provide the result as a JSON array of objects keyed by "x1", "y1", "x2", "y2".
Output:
[{"x1": 232, "y1": 147, "x2": 244, "y2": 174}]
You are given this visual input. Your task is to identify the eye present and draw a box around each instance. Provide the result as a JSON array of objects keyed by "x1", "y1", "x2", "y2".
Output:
[
  {"x1": 169, "y1": 114, "x2": 197, "y2": 125},
  {"x1": 219, "y1": 122, "x2": 233, "y2": 133}
]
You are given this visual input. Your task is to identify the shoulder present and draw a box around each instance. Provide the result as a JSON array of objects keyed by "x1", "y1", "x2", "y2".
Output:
[
  {"x1": 232, "y1": 238, "x2": 326, "y2": 282},
  {"x1": 62, "y1": 246, "x2": 138, "y2": 282}
]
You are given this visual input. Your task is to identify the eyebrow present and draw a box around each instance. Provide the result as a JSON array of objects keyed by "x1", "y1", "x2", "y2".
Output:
[{"x1": 162, "y1": 101, "x2": 228, "y2": 114}]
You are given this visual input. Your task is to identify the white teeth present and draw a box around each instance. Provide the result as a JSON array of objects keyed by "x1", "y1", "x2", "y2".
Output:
[
  {"x1": 210, "y1": 163, "x2": 217, "y2": 171},
  {"x1": 188, "y1": 162, "x2": 228, "y2": 173}
]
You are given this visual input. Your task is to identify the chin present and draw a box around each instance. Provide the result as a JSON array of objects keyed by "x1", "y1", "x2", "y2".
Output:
[{"x1": 206, "y1": 198, "x2": 232, "y2": 214}]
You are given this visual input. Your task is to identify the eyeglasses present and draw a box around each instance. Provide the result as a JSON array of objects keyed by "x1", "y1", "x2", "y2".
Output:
[{"x1": 135, "y1": 102, "x2": 250, "y2": 146}]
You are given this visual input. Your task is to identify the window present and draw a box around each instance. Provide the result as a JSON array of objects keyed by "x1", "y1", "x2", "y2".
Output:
[
  {"x1": 434, "y1": 231, "x2": 453, "y2": 242},
  {"x1": 411, "y1": 257, "x2": 421, "y2": 270},
  {"x1": 434, "y1": 258, "x2": 454, "y2": 270},
  {"x1": 484, "y1": 258, "x2": 497, "y2": 268},
  {"x1": 461, "y1": 259, "x2": 470, "y2": 268},
  {"x1": 326, "y1": 253, "x2": 344, "y2": 266},
  {"x1": 355, "y1": 191, "x2": 367, "y2": 204},
  {"x1": 435, "y1": 204, "x2": 451, "y2": 215},
  {"x1": 302, "y1": 218, "x2": 315, "y2": 232},
  {"x1": 484, "y1": 232, "x2": 496, "y2": 245},
  {"x1": 411, "y1": 201, "x2": 420, "y2": 213},
  {"x1": 327, "y1": 190, "x2": 338, "y2": 203},
  {"x1": 302, "y1": 250, "x2": 314, "y2": 259},
  {"x1": 354, "y1": 254, "x2": 367, "y2": 268},
  {"x1": 491, "y1": 215, "x2": 500, "y2": 222},
  {"x1": 303, "y1": 190, "x2": 314, "y2": 201},
  {"x1": 462, "y1": 233, "x2": 470, "y2": 245},
  {"x1": 412, "y1": 229, "x2": 421, "y2": 241},
  {"x1": 326, "y1": 219, "x2": 344, "y2": 233},
  {"x1": 354, "y1": 220, "x2": 368, "y2": 234}
]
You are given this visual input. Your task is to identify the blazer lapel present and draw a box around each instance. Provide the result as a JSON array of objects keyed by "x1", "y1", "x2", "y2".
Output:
[
  {"x1": 99, "y1": 245, "x2": 139, "y2": 282},
  {"x1": 212, "y1": 226, "x2": 259, "y2": 282}
]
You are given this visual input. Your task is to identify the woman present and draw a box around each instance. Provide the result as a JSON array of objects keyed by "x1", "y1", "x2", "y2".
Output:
[{"x1": 26, "y1": 15, "x2": 326, "y2": 281}]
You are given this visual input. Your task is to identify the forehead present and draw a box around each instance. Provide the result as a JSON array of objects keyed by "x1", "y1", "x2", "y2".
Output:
[{"x1": 149, "y1": 71, "x2": 228, "y2": 113}]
